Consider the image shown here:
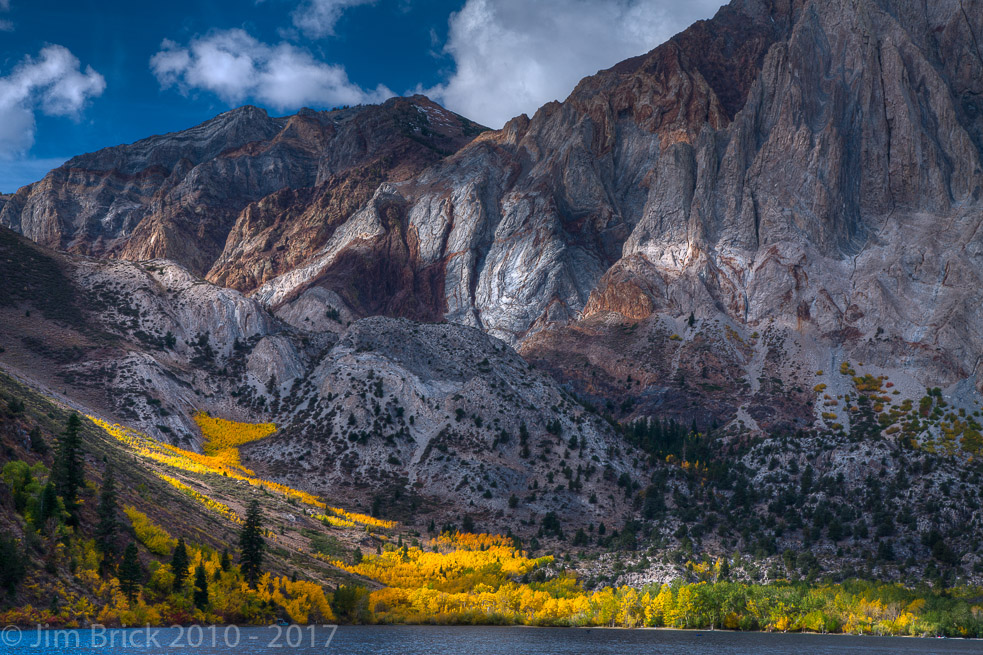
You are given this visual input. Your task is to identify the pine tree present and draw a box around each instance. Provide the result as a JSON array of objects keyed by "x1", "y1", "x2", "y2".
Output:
[
  {"x1": 193, "y1": 564, "x2": 209, "y2": 609},
  {"x1": 32, "y1": 482, "x2": 60, "y2": 531},
  {"x1": 239, "y1": 500, "x2": 265, "y2": 588},
  {"x1": 0, "y1": 536, "x2": 25, "y2": 595},
  {"x1": 95, "y1": 465, "x2": 121, "y2": 560},
  {"x1": 220, "y1": 549, "x2": 231, "y2": 572},
  {"x1": 118, "y1": 543, "x2": 142, "y2": 601},
  {"x1": 171, "y1": 538, "x2": 190, "y2": 591},
  {"x1": 29, "y1": 427, "x2": 48, "y2": 455},
  {"x1": 52, "y1": 413, "x2": 84, "y2": 525}
]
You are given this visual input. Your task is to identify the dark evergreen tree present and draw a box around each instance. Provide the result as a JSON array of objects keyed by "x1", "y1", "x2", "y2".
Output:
[
  {"x1": 95, "y1": 466, "x2": 121, "y2": 560},
  {"x1": 118, "y1": 543, "x2": 142, "y2": 601},
  {"x1": 193, "y1": 564, "x2": 209, "y2": 609},
  {"x1": 219, "y1": 549, "x2": 231, "y2": 572},
  {"x1": 29, "y1": 427, "x2": 48, "y2": 455},
  {"x1": 33, "y1": 482, "x2": 60, "y2": 530},
  {"x1": 0, "y1": 536, "x2": 25, "y2": 595},
  {"x1": 171, "y1": 538, "x2": 190, "y2": 591},
  {"x1": 52, "y1": 413, "x2": 84, "y2": 525},
  {"x1": 239, "y1": 500, "x2": 265, "y2": 588}
]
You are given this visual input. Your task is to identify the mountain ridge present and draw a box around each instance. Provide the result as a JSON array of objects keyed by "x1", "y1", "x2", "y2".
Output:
[{"x1": 2, "y1": 0, "x2": 983, "y2": 587}]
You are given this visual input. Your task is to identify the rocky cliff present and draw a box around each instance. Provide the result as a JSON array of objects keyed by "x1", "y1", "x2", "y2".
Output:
[
  {"x1": 0, "y1": 225, "x2": 637, "y2": 530},
  {"x1": 3, "y1": 0, "x2": 983, "y2": 577},
  {"x1": 4, "y1": 0, "x2": 982, "y2": 434},
  {"x1": 0, "y1": 96, "x2": 482, "y2": 279},
  {"x1": 248, "y1": 0, "x2": 983, "y2": 431}
]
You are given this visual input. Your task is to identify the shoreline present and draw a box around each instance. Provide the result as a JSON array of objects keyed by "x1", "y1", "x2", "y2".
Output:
[{"x1": 12, "y1": 622, "x2": 979, "y2": 641}]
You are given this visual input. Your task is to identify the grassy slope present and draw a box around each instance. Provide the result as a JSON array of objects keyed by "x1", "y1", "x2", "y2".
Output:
[{"x1": 0, "y1": 370, "x2": 381, "y2": 617}]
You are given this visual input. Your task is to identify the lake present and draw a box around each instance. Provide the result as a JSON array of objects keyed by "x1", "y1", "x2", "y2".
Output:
[{"x1": 3, "y1": 625, "x2": 980, "y2": 654}]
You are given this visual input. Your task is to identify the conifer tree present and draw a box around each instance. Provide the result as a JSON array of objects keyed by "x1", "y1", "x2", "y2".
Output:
[
  {"x1": 193, "y1": 564, "x2": 209, "y2": 609},
  {"x1": 220, "y1": 549, "x2": 231, "y2": 572},
  {"x1": 171, "y1": 538, "x2": 190, "y2": 591},
  {"x1": 29, "y1": 427, "x2": 48, "y2": 455},
  {"x1": 95, "y1": 465, "x2": 121, "y2": 560},
  {"x1": 52, "y1": 413, "x2": 84, "y2": 525},
  {"x1": 33, "y1": 482, "x2": 60, "y2": 531},
  {"x1": 118, "y1": 543, "x2": 142, "y2": 601},
  {"x1": 0, "y1": 536, "x2": 25, "y2": 595},
  {"x1": 239, "y1": 500, "x2": 265, "y2": 588}
]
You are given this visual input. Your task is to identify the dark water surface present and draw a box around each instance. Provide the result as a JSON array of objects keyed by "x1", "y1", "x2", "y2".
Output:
[{"x1": 4, "y1": 625, "x2": 980, "y2": 654}]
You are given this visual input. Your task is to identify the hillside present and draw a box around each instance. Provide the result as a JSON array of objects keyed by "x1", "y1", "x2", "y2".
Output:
[
  {"x1": 1, "y1": 0, "x2": 983, "y2": 625},
  {"x1": 0, "y1": 225, "x2": 639, "y2": 534}
]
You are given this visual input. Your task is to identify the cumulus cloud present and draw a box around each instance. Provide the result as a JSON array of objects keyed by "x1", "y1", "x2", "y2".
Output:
[
  {"x1": 0, "y1": 45, "x2": 106, "y2": 158},
  {"x1": 291, "y1": 0, "x2": 374, "y2": 38},
  {"x1": 151, "y1": 29, "x2": 393, "y2": 111},
  {"x1": 427, "y1": 0, "x2": 725, "y2": 128}
]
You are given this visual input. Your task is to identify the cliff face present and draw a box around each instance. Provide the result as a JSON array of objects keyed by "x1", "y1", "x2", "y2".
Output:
[
  {"x1": 4, "y1": 0, "x2": 983, "y2": 570},
  {"x1": 3, "y1": 0, "x2": 983, "y2": 432},
  {"x1": 0, "y1": 225, "x2": 637, "y2": 531},
  {"x1": 248, "y1": 0, "x2": 983, "y2": 429},
  {"x1": 0, "y1": 96, "x2": 482, "y2": 278}
]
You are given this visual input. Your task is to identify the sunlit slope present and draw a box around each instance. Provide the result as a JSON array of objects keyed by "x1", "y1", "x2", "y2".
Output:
[{"x1": 89, "y1": 414, "x2": 395, "y2": 530}]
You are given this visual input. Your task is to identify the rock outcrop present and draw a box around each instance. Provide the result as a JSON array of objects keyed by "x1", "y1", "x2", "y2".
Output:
[
  {"x1": 0, "y1": 96, "x2": 483, "y2": 279},
  {"x1": 0, "y1": 226, "x2": 636, "y2": 530},
  {"x1": 252, "y1": 0, "x2": 983, "y2": 428},
  {"x1": 4, "y1": 0, "x2": 983, "y2": 432}
]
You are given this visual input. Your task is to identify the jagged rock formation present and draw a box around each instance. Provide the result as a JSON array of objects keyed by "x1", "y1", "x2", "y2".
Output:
[
  {"x1": 250, "y1": 0, "x2": 983, "y2": 430},
  {"x1": 0, "y1": 96, "x2": 483, "y2": 279},
  {"x1": 4, "y1": 0, "x2": 983, "y2": 574},
  {"x1": 0, "y1": 226, "x2": 635, "y2": 529},
  {"x1": 3, "y1": 0, "x2": 983, "y2": 432}
]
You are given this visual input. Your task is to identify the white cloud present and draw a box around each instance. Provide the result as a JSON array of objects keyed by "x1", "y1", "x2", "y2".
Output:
[
  {"x1": 427, "y1": 0, "x2": 726, "y2": 128},
  {"x1": 291, "y1": 0, "x2": 374, "y2": 38},
  {"x1": 0, "y1": 45, "x2": 106, "y2": 158},
  {"x1": 151, "y1": 29, "x2": 393, "y2": 111},
  {"x1": 0, "y1": 0, "x2": 9, "y2": 11}
]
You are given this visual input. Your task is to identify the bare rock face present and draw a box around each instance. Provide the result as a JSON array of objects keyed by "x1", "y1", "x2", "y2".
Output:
[
  {"x1": 0, "y1": 96, "x2": 483, "y2": 279},
  {"x1": 0, "y1": 226, "x2": 636, "y2": 530},
  {"x1": 206, "y1": 98, "x2": 485, "y2": 293},
  {"x1": 4, "y1": 0, "x2": 983, "y2": 434},
  {"x1": 245, "y1": 317, "x2": 638, "y2": 531},
  {"x1": 254, "y1": 0, "x2": 983, "y2": 428}
]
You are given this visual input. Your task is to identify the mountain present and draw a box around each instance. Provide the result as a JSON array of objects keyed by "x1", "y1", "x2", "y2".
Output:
[
  {"x1": 2, "y1": 0, "x2": 983, "y2": 586},
  {"x1": 247, "y1": 0, "x2": 983, "y2": 432},
  {"x1": 0, "y1": 96, "x2": 484, "y2": 279},
  {"x1": 0, "y1": 225, "x2": 637, "y2": 533}
]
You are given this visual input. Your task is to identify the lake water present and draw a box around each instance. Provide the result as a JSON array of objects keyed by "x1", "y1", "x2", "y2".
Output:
[{"x1": 3, "y1": 625, "x2": 980, "y2": 654}]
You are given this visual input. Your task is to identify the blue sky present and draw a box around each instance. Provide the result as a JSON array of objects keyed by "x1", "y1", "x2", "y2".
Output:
[{"x1": 0, "y1": 0, "x2": 725, "y2": 192}]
